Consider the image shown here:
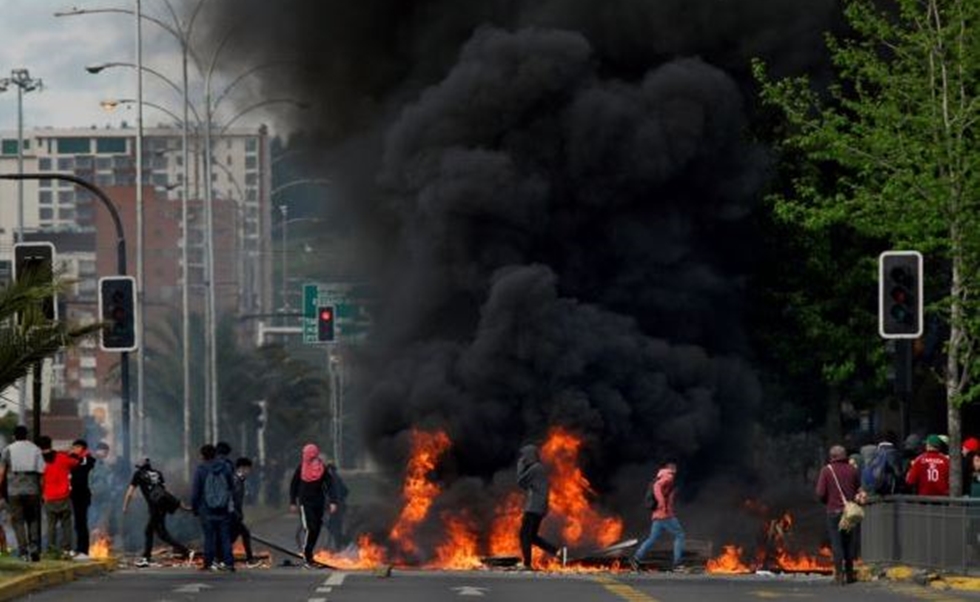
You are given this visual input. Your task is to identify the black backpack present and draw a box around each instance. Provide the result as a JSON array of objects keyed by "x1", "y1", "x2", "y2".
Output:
[{"x1": 643, "y1": 481, "x2": 658, "y2": 510}]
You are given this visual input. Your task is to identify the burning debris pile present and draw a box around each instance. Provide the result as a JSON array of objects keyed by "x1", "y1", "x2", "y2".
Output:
[
  {"x1": 315, "y1": 427, "x2": 624, "y2": 571},
  {"x1": 705, "y1": 501, "x2": 834, "y2": 575}
]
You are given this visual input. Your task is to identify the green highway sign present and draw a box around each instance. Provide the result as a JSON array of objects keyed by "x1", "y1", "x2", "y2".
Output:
[{"x1": 302, "y1": 282, "x2": 374, "y2": 344}]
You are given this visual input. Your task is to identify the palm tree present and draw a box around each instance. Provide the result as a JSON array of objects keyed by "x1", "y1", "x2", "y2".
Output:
[{"x1": 0, "y1": 270, "x2": 101, "y2": 391}]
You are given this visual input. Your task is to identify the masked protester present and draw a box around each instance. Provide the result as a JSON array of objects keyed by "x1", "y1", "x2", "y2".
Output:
[
  {"x1": 69, "y1": 439, "x2": 96, "y2": 560},
  {"x1": 516, "y1": 444, "x2": 566, "y2": 570},
  {"x1": 290, "y1": 444, "x2": 339, "y2": 568}
]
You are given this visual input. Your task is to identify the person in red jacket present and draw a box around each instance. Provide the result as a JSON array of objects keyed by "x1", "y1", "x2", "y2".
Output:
[
  {"x1": 630, "y1": 461, "x2": 686, "y2": 572},
  {"x1": 906, "y1": 434, "x2": 950, "y2": 496},
  {"x1": 38, "y1": 436, "x2": 79, "y2": 558}
]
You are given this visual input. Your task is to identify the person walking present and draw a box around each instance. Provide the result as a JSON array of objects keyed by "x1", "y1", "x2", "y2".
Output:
[
  {"x1": 0, "y1": 426, "x2": 45, "y2": 561},
  {"x1": 516, "y1": 444, "x2": 565, "y2": 570},
  {"x1": 192, "y1": 444, "x2": 235, "y2": 572},
  {"x1": 231, "y1": 457, "x2": 260, "y2": 568},
  {"x1": 629, "y1": 461, "x2": 686, "y2": 572},
  {"x1": 69, "y1": 439, "x2": 96, "y2": 560},
  {"x1": 289, "y1": 443, "x2": 338, "y2": 568},
  {"x1": 324, "y1": 461, "x2": 348, "y2": 551},
  {"x1": 123, "y1": 458, "x2": 190, "y2": 567},
  {"x1": 816, "y1": 445, "x2": 862, "y2": 585},
  {"x1": 38, "y1": 436, "x2": 78, "y2": 558},
  {"x1": 906, "y1": 434, "x2": 951, "y2": 496}
]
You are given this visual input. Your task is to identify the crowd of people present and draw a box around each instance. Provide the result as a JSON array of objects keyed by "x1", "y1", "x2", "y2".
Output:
[{"x1": 0, "y1": 430, "x2": 349, "y2": 571}]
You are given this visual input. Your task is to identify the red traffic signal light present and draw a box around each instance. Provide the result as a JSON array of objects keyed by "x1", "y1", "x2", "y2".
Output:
[{"x1": 317, "y1": 305, "x2": 336, "y2": 342}]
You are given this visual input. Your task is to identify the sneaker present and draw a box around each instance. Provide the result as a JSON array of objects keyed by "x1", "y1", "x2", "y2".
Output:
[
  {"x1": 73, "y1": 553, "x2": 91, "y2": 562},
  {"x1": 302, "y1": 562, "x2": 320, "y2": 570},
  {"x1": 245, "y1": 559, "x2": 263, "y2": 569},
  {"x1": 628, "y1": 557, "x2": 640, "y2": 572},
  {"x1": 515, "y1": 564, "x2": 535, "y2": 572},
  {"x1": 134, "y1": 557, "x2": 151, "y2": 568},
  {"x1": 671, "y1": 564, "x2": 688, "y2": 573}
]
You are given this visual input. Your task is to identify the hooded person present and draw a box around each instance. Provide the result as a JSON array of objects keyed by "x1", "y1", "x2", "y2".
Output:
[
  {"x1": 516, "y1": 444, "x2": 565, "y2": 570},
  {"x1": 289, "y1": 443, "x2": 338, "y2": 568},
  {"x1": 630, "y1": 461, "x2": 686, "y2": 572}
]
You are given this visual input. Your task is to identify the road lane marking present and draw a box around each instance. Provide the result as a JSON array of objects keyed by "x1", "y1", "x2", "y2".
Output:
[
  {"x1": 325, "y1": 572, "x2": 347, "y2": 586},
  {"x1": 752, "y1": 591, "x2": 814, "y2": 598},
  {"x1": 451, "y1": 586, "x2": 489, "y2": 596},
  {"x1": 592, "y1": 575, "x2": 659, "y2": 602},
  {"x1": 316, "y1": 586, "x2": 333, "y2": 593}
]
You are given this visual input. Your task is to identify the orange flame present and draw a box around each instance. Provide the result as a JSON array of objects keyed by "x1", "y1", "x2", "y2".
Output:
[
  {"x1": 89, "y1": 531, "x2": 112, "y2": 559},
  {"x1": 706, "y1": 506, "x2": 835, "y2": 574},
  {"x1": 488, "y1": 492, "x2": 524, "y2": 557},
  {"x1": 540, "y1": 427, "x2": 623, "y2": 549},
  {"x1": 426, "y1": 514, "x2": 483, "y2": 570},
  {"x1": 314, "y1": 534, "x2": 388, "y2": 570},
  {"x1": 706, "y1": 545, "x2": 752, "y2": 574},
  {"x1": 388, "y1": 429, "x2": 452, "y2": 556}
]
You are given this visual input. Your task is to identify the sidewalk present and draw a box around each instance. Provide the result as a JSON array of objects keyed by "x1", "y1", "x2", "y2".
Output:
[
  {"x1": 0, "y1": 557, "x2": 117, "y2": 602},
  {"x1": 869, "y1": 565, "x2": 980, "y2": 593}
]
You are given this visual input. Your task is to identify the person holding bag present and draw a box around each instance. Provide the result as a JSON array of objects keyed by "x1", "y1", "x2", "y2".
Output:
[{"x1": 816, "y1": 444, "x2": 864, "y2": 585}]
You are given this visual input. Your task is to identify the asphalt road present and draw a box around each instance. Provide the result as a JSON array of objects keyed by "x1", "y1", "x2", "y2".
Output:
[{"x1": 21, "y1": 566, "x2": 980, "y2": 602}]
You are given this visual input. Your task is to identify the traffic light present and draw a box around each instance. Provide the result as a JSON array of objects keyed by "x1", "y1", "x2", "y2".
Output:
[
  {"x1": 879, "y1": 251, "x2": 923, "y2": 339},
  {"x1": 13, "y1": 242, "x2": 56, "y2": 320},
  {"x1": 99, "y1": 276, "x2": 138, "y2": 351},
  {"x1": 317, "y1": 305, "x2": 336, "y2": 342}
]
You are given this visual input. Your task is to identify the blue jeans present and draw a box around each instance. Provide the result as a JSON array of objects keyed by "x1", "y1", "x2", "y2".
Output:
[
  {"x1": 201, "y1": 513, "x2": 233, "y2": 568},
  {"x1": 633, "y1": 517, "x2": 685, "y2": 566}
]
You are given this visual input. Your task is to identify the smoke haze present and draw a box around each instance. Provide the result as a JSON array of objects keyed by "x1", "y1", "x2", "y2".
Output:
[{"x1": 194, "y1": 0, "x2": 838, "y2": 525}]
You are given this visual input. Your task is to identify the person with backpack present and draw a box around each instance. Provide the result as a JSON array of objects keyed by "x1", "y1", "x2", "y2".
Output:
[
  {"x1": 123, "y1": 459, "x2": 190, "y2": 567},
  {"x1": 629, "y1": 461, "x2": 686, "y2": 572},
  {"x1": 289, "y1": 443, "x2": 339, "y2": 569},
  {"x1": 861, "y1": 437, "x2": 904, "y2": 497},
  {"x1": 192, "y1": 444, "x2": 235, "y2": 572}
]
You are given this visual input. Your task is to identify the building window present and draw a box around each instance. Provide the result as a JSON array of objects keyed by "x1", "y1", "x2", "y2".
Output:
[
  {"x1": 245, "y1": 173, "x2": 257, "y2": 186},
  {"x1": 96, "y1": 137, "x2": 127, "y2": 154},
  {"x1": 39, "y1": 178, "x2": 51, "y2": 189},
  {"x1": 113, "y1": 156, "x2": 132, "y2": 169},
  {"x1": 56, "y1": 137, "x2": 91, "y2": 154},
  {"x1": 176, "y1": 155, "x2": 183, "y2": 167},
  {"x1": 1, "y1": 140, "x2": 18, "y2": 155},
  {"x1": 38, "y1": 157, "x2": 52, "y2": 171},
  {"x1": 57, "y1": 157, "x2": 74, "y2": 171},
  {"x1": 58, "y1": 207, "x2": 75, "y2": 220},
  {"x1": 95, "y1": 157, "x2": 112, "y2": 170},
  {"x1": 245, "y1": 137, "x2": 257, "y2": 152},
  {"x1": 76, "y1": 155, "x2": 94, "y2": 169},
  {"x1": 58, "y1": 190, "x2": 74, "y2": 204},
  {"x1": 245, "y1": 156, "x2": 257, "y2": 169},
  {"x1": 39, "y1": 191, "x2": 52, "y2": 204},
  {"x1": 152, "y1": 173, "x2": 169, "y2": 187},
  {"x1": 39, "y1": 208, "x2": 53, "y2": 220},
  {"x1": 226, "y1": 155, "x2": 233, "y2": 166},
  {"x1": 95, "y1": 174, "x2": 112, "y2": 187},
  {"x1": 246, "y1": 188, "x2": 257, "y2": 201},
  {"x1": 152, "y1": 155, "x2": 168, "y2": 169}
]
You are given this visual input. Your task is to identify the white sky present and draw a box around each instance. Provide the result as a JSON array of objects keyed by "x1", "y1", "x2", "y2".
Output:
[{"x1": 0, "y1": 0, "x2": 291, "y2": 134}]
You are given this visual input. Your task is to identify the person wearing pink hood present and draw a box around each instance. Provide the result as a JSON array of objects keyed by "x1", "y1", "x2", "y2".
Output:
[
  {"x1": 289, "y1": 444, "x2": 338, "y2": 568},
  {"x1": 629, "y1": 461, "x2": 686, "y2": 571}
]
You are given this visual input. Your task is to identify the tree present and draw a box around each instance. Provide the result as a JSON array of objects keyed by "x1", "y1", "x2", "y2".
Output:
[
  {"x1": 0, "y1": 270, "x2": 100, "y2": 391},
  {"x1": 756, "y1": 0, "x2": 980, "y2": 493}
]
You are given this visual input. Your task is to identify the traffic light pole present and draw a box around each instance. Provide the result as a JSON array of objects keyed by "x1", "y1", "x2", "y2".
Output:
[{"x1": 0, "y1": 173, "x2": 130, "y2": 466}]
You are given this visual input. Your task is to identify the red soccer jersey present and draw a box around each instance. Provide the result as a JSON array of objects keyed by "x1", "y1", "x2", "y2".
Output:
[{"x1": 905, "y1": 451, "x2": 950, "y2": 496}]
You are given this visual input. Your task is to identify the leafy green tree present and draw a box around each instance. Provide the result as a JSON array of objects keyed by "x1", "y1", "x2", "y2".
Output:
[
  {"x1": 0, "y1": 270, "x2": 100, "y2": 391},
  {"x1": 756, "y1": 0, "x2": 980, "y2": 493}
]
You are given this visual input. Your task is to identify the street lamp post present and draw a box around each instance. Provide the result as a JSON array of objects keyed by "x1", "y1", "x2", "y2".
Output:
[
  {"x1": 0, "y1": 69, "x2": 42, "y2": 428},
  {"x1": 279, "y1": 204, "x2": 288, "y2": 312}
]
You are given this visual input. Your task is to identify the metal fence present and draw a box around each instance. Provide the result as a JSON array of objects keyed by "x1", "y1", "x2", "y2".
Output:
[{"x1": 861, "y1": 495, "x2": 980, "y2": 574}]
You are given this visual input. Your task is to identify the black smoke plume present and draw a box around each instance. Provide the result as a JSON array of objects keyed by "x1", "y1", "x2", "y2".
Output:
[{"x1": 195, "y1": 0, "x2": 837, "y2": 535}]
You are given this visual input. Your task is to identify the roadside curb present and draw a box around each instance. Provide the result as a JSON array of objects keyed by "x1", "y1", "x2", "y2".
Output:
[{"x1": 0, "y1": 558, "x2": 117, "y2": 602}]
